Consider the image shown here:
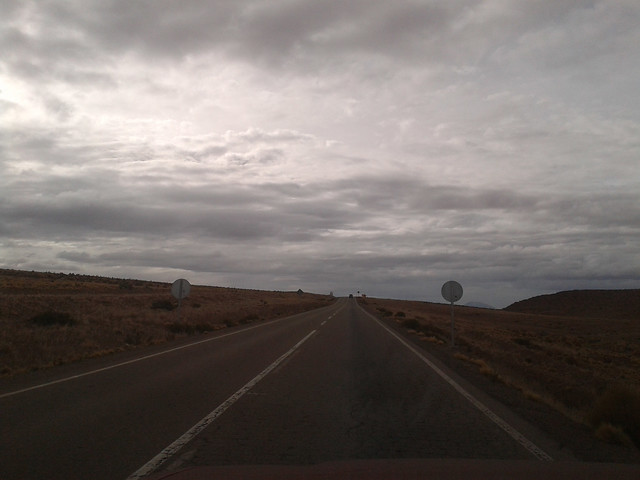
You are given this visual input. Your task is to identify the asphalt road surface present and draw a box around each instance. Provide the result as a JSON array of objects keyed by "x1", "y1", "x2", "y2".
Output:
[{"x1": 0, "y1": 297, "x2": 596, "y2": 479}]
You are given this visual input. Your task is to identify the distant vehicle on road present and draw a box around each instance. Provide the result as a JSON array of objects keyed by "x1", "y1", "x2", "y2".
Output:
[{"x1": 349, "y1": 294, "x2": 354, "y2": 298}]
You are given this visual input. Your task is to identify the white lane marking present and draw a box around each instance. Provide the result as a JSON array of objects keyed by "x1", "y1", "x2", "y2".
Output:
[
  {"x1": 321, "y1": 321, "x2": 327, "y2": 326},
  {"x1": 360, "y1": 307, "x2": 553, "y2": 461},
  {"x1": 0, "y1": 318, "x2": 296, "y2": 400},
  {"x1": 127, "y1": 330, "x2": 317, "y2": 479}
]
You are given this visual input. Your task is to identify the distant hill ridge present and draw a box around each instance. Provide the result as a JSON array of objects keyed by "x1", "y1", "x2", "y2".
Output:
[
  {"x1": 465, "y1": 301, "x2": 495, "y2": 309},
  {"x1": 504, "y1": 289, "x2": 640, "y2": 320}
]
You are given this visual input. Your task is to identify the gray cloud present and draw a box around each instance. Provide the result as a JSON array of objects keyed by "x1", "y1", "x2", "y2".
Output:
[
  {"x1": 1, "y1": 1, "x2": 639, "y2": 307},
  {"x1": 8, "y1": 0, "x2": 631, "y2": 74}
]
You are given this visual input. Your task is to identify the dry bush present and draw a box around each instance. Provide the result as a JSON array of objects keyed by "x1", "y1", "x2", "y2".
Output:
[
  {"x1": 30, "y1": 311, "x2": 76, "y2": 326},
  {"x1": 401, "y1": 318, "x2": 420, "y2": 330},
  {"x1": 151, "y1": 299, "x2": 176, "y2": 311},
  {"x1": 594, "y1": 423, "x2": 635, "y2": 448},
  {"x1": 589, "y1": 385, "x2": 640, "y2": 447}
]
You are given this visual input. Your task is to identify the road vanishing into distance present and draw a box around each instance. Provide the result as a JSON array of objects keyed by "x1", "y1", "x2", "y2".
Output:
[{"x1": 2, "y1": 297, "x2": 636, "y2": 479}]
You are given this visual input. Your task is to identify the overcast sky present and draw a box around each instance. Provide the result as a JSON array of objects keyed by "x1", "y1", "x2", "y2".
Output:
[{"x1": 1, "y1": 1, "x2": 639, "y2": 307}]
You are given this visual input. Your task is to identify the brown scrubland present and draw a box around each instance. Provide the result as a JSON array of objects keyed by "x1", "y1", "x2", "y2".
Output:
[
  {"x1": 2, "y1": 268, "x2": 638, "y2": 451},
  {"x1": 358, "y1": 291, "x2": 640, "y2": 450},
  {"x1": 0, "y1": 269, "x2": 333, "y2": 377}
]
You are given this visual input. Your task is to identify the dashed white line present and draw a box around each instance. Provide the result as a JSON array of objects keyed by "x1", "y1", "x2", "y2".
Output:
[{"x1": 126, "y1": 329, "x2": 317, "y2": 479}]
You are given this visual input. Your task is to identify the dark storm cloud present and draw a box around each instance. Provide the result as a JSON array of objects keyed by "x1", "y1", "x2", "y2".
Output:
[
  {"x1": 0, "y1": 0, "x2": 562, "y2": 68},
  {"x1": 0, "y1": 13, "x2": 115, "y2": 87},
  {"x1": 547, "y1": 194, "x2": 640, "y2": 229},
  {"x1": 322, "y1": 175, "x2": 539, "y2": 215},
  {"x1": 24, "y1": 0, "x2": 632, "y2": 75},
  {"x1": 4, "y1": 0, "x2": 638, "y2": 93},
  {"x1": 0, "y1": 172, "x2": 365, "y2": 244},
  {"x1": 1, "y1": 200, "x2": 274, "y2": 241}
]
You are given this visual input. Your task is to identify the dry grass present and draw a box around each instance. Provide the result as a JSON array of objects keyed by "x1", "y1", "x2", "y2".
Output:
[
  {"x1": 0, "y1": 269, "x2": 334, "y2": 377},
  {"x1": 359, "y1": 294, "x2": 640, "y2": 447},
  {"x1": 589, "y1": 385, "x2": 640, "y2": 446},
  {"x1": 594, "y1": 423, "x2": 635, "y2": 448}
]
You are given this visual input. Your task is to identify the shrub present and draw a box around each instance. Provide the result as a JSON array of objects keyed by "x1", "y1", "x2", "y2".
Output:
[
  {"x1": 513, "y1": 337, "x2": 531, "y2": 347},
  {"x1": 125, "y1": 329, "x2": 142, "y2": 345},
  {"x1": 194, "y1": 322, "x2": 215, "y2": 333},
  {"x1": 418, "y1": 322, "x2": 446, "y2": 339},
  {"x1": 401, "y1": 318, "x2": 420, "y2": 330},
  {"x1": 241, "y1": 313, "x2": 259, "y2": 324},
  {"x1": 30, "y1": 311, "x2": 76, "y2": 326},
  {"x1": 165, "y1": 322, "x2": 192, "y2": 334},
  {"x1": 478, "y1": 360, "x2": 503, "y2": 383},
  {"x1": 589, "y1": 385, "x2": 640, "y2": 447},
  {"x1": 165, "y1": 322, "x2": 216, "y2": 335},
  {"x1": 151, "y1": 299, "x2": 175, "y2": 311},
  {"x1": 594, "y1": 423, "x2": 635, "y2": 447},
  {"x1": 395, "y1": 311, "x2": 406, "y2": 318}
]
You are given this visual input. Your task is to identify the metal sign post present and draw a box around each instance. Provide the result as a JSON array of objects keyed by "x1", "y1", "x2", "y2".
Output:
[
  {"x1": 441, "y1": 280, "x2": 463, "y2": 347},
  {"x1": 171, "y1": 278, "x2": 191, "y2": 322}
]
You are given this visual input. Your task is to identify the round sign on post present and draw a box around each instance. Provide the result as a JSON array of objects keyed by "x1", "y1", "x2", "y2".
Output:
[
  {"x1": 441, "y1": 280, "x2": 463, "y2": 303},
  {"x1": 171, "y1": 278, "x2": 191, "y2": 300},
  {"x1": 441, "y1": 280, "x2": 463, "y2": 347},
  {"x1": 171, "y1": 279, "x2": 191, "y2": 322}
]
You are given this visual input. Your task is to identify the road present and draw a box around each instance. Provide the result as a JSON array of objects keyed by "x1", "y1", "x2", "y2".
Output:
[{"x1": 0, "y1": 297, "x2": 586, "y2": 479}]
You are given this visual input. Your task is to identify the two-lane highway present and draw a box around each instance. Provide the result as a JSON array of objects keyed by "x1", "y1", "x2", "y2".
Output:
[
  {"x1": 2, "y1": 297, "x2": 562, "y2": 479},
  {"x1": 149, "y1": 297, "x2": 556, "y2": 474}
]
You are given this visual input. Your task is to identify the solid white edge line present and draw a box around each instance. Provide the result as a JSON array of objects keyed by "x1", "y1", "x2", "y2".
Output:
[
  {"x1": 359, "y1": 306, "x2": 553, "y2": 462},
  {"x1": 126, "y1": 329, "x2": 317, "y2": 480},
  {"x1": 0, "y1": 321, "x2": 275, "y2": 399},
  {"x1": 1, "y1": 301, "x2": 341, "y2": 399}
]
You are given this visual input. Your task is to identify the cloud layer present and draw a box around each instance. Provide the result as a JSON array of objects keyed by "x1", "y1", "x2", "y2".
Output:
[{"x1": 2, "y1": 1, "x2": 639, "y2": 306}]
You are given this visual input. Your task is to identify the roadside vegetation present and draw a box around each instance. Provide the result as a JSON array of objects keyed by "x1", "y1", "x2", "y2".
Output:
[
  {"x1": 0, "y1": 269, "x2": 334, "y2": 377},
  {"x1": 359, "y1": 294, "x2": 640, "y2": 450}
]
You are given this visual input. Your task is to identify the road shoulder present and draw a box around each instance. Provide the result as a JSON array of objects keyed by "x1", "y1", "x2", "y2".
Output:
[{"x1": 356, "y1": 300, "x2": 640, "y2": 464}]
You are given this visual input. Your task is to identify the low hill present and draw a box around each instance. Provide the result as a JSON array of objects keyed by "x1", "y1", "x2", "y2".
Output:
[
  {"x1": 504, "y1": 289, "x2": 640, "y2": 320},
  {"x1": 465, "y1": 301, "x2": 495, "y2": 309}
]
